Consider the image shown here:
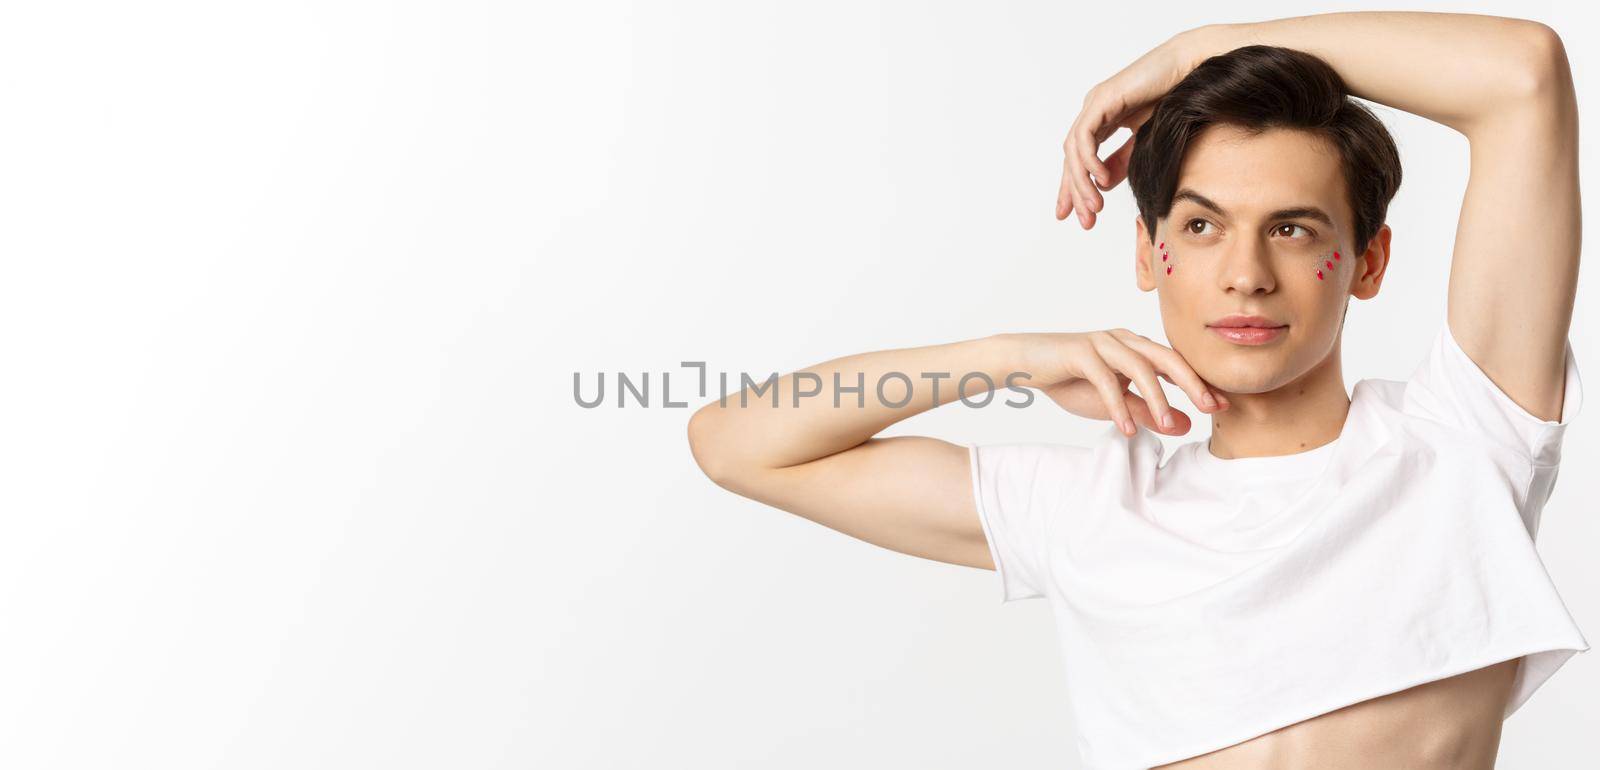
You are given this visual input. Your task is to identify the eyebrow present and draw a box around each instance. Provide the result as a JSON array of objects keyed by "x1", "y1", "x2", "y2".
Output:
[{"x1": 1171, "y1": 188, "x2": 1336, "y2": 228}]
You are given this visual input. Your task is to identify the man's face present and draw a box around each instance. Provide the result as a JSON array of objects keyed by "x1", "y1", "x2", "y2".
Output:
[{"x1": 1137, "y1": 123, "x2": 1388, "y2": 395}]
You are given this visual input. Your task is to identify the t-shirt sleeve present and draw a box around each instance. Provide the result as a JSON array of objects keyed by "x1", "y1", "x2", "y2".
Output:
[
  {"x1": 1401, "y1": 319, "x2": 1583, "y2": 466},
  {"x1": 966, "y1": 442, "x2": 1090, "y2": 603}
]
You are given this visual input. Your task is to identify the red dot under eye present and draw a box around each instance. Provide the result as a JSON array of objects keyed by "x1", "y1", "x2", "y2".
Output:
[
  {"x1": 1316, "y1": 269, "x2": 1324, "y2": 280},
  {"x1": 1162, "y1": 253, "x2": 1168, "y2": 261},
  {"x1": 1333, "y1": 252, "x2": 1340, "y2": 260},
  {"x1": 1166, "y1": 266, "x2": 1173, "y2": 274},
  {"x1": 1159, "y1": 242, "x2": 1165, "y2": 249},
  {"x1": 1325, "y1": 260, "x2": 1334, "y2": 269}
]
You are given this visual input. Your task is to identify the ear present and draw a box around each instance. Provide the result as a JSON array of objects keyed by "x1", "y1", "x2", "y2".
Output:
[
  {"x1": 1349, "y1": 224, "x2": 1392, "y2": 301},
  {"x1": 1134, "y1": 215, "x2": 1158, "y2": 292}
]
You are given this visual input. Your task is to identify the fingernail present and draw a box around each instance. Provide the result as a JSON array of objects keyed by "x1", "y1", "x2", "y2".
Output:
[
  {"x1": 1122, "y1": 419, "x2": 1135, "y2": 435},
  {"x1": 1203, "y1": 392, "x2": 1217, "y2": 408},
  {"x1": 1161, "y1": 413, "x2": 1175, "y2": 430}
]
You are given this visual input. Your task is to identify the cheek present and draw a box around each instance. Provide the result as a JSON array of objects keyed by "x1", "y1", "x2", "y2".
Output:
[{"x1": 1159, "y1": 240, "x2": 1175, "y2": 275}]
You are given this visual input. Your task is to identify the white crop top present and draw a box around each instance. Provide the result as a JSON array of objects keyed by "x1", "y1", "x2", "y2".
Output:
[{"x1": 969, "y1": 318, "x2": 1586, "y2": 769}]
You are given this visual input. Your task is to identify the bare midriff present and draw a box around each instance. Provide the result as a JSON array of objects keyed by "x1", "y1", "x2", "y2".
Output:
[{"x1": 1154, "y1": 658, "x2": 1522, "y2": 770}]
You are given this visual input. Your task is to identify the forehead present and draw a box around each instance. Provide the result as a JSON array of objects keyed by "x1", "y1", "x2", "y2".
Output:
[{"x1": 1173, "y1": 123, "x2": 1348, "y2": 222}]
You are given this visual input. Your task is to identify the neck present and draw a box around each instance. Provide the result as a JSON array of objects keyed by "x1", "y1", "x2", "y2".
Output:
[{"x1": 1206, "y1": 349, "x2": 1351, "y2": 460}]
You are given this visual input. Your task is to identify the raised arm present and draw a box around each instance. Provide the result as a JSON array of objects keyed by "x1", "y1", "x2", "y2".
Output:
[
  {"x1": 686, "y1": 330, "x2": 1228, "y2": 569},
  {"x1": 1176, "y1": 15, "x2": 1579, "y2": 420},
  {"x1": 687, "y1": 336, "x2": 1016, "y2": 572}
]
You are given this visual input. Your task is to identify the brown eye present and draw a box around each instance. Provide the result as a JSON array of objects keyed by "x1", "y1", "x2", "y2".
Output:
[
  {"x1": 1275, "y1": 224, "x2": 1312, "y2": 238},
  {"x1": 1186, "y1": 219, "x2": 1210, "y2": 235}
]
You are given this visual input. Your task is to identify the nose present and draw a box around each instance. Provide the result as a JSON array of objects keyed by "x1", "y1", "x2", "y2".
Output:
[{"x1": 1217, "y1": 235, "x2": 1276, "y2": 295}]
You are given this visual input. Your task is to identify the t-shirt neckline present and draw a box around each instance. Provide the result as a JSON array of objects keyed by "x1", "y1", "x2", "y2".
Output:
[{"x1": 1192, "y1": 434, "x2": 1343, "y2": 482}]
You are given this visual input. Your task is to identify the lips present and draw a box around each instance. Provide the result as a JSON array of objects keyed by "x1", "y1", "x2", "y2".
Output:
[
  {"x1": 1207, "y1": 315, "x2": 1287, "y2": 346},
  {"x1": 1209, "y1": 314, "x2": 1285, "y2": 329},
  {"x1": 1210, "y1": 326, "x2": 1285, "y2": 345}
]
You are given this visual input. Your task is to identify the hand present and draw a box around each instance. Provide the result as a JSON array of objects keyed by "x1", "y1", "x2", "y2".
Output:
[
  {"x1": 1009, "y1": 328, "x2": 1230, "y2": 437},
  {"x1": 1056, "y1": 32, "x2": 1202, "y2": 229}
]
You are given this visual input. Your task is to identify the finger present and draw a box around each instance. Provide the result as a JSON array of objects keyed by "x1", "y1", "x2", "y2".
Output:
[
  {"x1": 1097, "y1": 331, "x2": 1181, "y2": 433},
  {"x1": 1117, "y1": 332, "x2": 1227, "y2": 413},
  {"x1": 1076, "y1": 144, "x2": 1106, "y2": 211},
  {"x1": 1077, "y1": 114, "x2": 1114, "y2": 197},
  {"x1": 1078, "y1": 354, "x2": 1137, "y2": 436},
  {"x1": 1065, "y1": 139, "x2": 1099, "y2": 229},
  {"x1": 1057, "y1": 129, "x2": 1077, "y2": 221},
  {"x1": 1057, "y1": 154, "x2": 1074, "y2": 221},
  {"x1": 1061, "y1": 135, "x2": 1091, "y2": 228},
  {"x1": 1099, "y1": 131, "x2": 1137, "y2": 189},
  {"x1": 1059, "y1": 117, "x2": 1097, "y2": 228},
  {"x1": 1156, "y1": 371, "x2": 1230, "y2": 409},
  {"x1": 1122, "y1": 391, "x2": 1195, "y2": 435}
]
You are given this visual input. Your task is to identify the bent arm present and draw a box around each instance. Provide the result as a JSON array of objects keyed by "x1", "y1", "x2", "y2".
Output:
[
  {"x1": 1183, "y1": 13, "x2": 1580, "y2": 423},
  {"x1": 687, "y1": 334, "x2": 1030, "y2": 569},
  {"x1": 1179, "y1": 13, "x2": 1555, "y2": 135}
]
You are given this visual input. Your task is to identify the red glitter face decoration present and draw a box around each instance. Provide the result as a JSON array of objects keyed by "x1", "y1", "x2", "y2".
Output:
[
  {"x1": 1159, "y1": 234, "x2": 1344, "y2": 282},
  {"x1": 1316, "y1": 247, "x2": 1343, "y2": 281}
]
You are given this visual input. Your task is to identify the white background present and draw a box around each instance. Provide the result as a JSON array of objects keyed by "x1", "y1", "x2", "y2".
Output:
[{"x1": 2, "y1": 1, "x2": 1596, "y2": 768}]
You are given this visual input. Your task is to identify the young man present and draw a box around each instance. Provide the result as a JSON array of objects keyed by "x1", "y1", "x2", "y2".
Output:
[{"x1": 687, "y1": 12, "x2": 1582, "y2": 769}]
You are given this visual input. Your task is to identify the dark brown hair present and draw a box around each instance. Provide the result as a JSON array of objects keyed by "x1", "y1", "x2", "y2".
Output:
[{"x1": 1127, "y1": 45, "x2": 1402, "y2": 253}]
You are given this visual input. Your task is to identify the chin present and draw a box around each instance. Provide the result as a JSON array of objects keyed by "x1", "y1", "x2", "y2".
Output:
[{"x1": 1188, "y1": 346, "x2": 1295, "y2": 395}]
